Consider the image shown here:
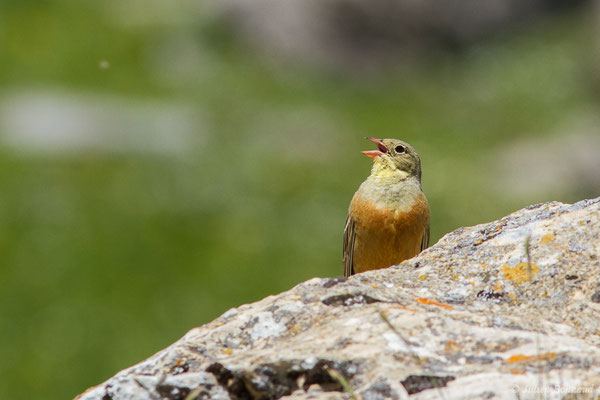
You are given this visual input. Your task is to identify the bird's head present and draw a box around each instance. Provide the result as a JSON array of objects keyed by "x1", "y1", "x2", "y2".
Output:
[{"x1": 362, "y1": 137, "x2": 422, "y2": 181}]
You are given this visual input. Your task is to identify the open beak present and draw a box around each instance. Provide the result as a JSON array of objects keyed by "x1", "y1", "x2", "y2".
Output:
[{"x1": 361, "y1": 137, "x2": 388, "y2": 158}]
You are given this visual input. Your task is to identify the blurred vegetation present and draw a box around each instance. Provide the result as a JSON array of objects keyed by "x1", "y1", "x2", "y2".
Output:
[{"x1": 0, "y1": 1, "x2": 598, "y2": 400}]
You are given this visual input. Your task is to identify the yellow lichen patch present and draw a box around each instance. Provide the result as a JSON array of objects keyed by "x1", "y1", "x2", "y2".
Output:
[
  {"x1": 371, "y1": 283, "x2": 379, "y2": 288},
  {"x1": 492, "y1": 281, "x2": 504, "y2": 293},
  {"x1": 541, "y1": 233, "x2": 555, "y2": 243},
  {"x1": 501, "y1": 263, "x2": 539, "y2": 285},
  {"x1": 418, "y1": 275, "x2": 427, "y2": 280},
  {"x1": 507, "y1": 353, "x2": 556, "y2": 363},
  {"x1": 579, "y1": 220, "x2": 586, "y2": 226},
  {"x1": 289, "y1": 324, "x2": 302, "y2": 334},
  {"x1": 221, "y1": 348, "x2": 233, "y2": 355},
  {"x1": 509, "y1": 369, "x2": 526, "y2": 375}
]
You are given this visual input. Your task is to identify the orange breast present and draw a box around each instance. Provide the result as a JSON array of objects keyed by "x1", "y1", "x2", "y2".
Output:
[{"x1": 350, "y1": 193, "x2": 429, "y2": 274}]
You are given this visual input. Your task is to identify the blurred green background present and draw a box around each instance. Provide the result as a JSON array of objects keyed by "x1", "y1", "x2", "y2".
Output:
[{"x1": 0, "y1": 1, "x2": 599, "y2": 399}]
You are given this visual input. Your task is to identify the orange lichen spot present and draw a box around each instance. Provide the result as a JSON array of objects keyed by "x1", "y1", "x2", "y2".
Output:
[
  {"x1": 371, "y1": 283, "x2": 379, "y2": 288},
  {"x1": 508, "y1": 354, "x2": 532, "y2": 363},
  {"x1": 501, "y1": 263, "x2": 539, "y2": 285},
  {"x1": 415, "y1": 298, "x2": 453, "y2": 309},
  {"x1": 221, "y1": 348, "x2": 233, "y2": 355},
  {"x1": 508, "y1": 353, "x2": 557, "y2": 363},
  {"x1": 510, "y1": 369, "x2": 525, "y2": 375},
  {"x1": 507, "y1": 293, "x2": 517, "y2": 303},
  {"x1": 579, "y1": 220, "x2": 586, "y2": 226},
  {"x1": 289, "y1": 324, "x2": 302, "y2": 334},
  {"x1": 173, "y1": 357, "x2": 186, "y2": 366},
  {"x1": 444, "y1": 340, "x2": 461, "y2": 352},
  {"x1": 541, "y1": 233, "x2": 555, "y2": 243},
  {"x1": 418, "y1": 275, "x2": 427, "y2": 280},
  {"x1": 169, "y1": 358, "x2": 189, "y2": 374},
  {"x1": 390, "y1": 305, "x2": 417, "y2": 312}
]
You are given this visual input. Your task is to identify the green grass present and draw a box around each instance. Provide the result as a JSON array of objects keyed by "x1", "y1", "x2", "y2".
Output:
[{"x1": 0, "y1": 2, "x2": 598, "y2": 399}]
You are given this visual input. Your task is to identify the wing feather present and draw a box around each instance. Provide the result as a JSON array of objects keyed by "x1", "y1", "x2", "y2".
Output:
[
  {"x1": 420, "y1": 223, "x2": 430, "y2": 252},
  {"x1": 342, "y1": 215, "x2": 356, "y2": 277}
]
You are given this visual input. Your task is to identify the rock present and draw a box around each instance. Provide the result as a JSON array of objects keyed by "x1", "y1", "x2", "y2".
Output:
[
  {"x1": 213, "y1": 0, "x2": 589, "y2": 73},
  {"x1": 76, "y1": 197, "x2": 600, "y2": 400}
]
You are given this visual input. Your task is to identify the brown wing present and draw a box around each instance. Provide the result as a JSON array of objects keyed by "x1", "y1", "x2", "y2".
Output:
[
  {"x1": 342, "y1": 215, "x2": 356, "y2": 277},
  {"x1": 420, "y1": 222, "x2": 430, "y2": 252}
]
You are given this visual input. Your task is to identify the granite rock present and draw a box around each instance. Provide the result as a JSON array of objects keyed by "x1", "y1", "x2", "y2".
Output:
[{"x1": 76, "y1": 197, "x2": 600, "y2": 400}]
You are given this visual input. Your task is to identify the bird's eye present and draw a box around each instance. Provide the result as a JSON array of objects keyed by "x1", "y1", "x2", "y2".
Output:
[{"x1": 395, "y1": 145, "x2": 405, "y2": 153}]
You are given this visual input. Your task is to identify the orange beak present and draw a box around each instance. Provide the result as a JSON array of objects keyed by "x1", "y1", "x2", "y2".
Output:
[{"x1": 361, "y1": 137, "x2": 388, "y2": 158}]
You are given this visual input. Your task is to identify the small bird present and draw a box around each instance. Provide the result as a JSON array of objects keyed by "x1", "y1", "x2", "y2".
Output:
[{"x1": 343, "y1": 137, "x2": 430, "y2": 277}]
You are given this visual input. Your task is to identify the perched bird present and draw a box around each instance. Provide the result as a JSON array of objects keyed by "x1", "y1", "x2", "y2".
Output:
[{"x1": 343, "y1": 137, "x2": 430, "y2": 277}]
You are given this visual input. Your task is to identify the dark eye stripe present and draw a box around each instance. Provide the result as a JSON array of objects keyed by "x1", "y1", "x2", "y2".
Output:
[{"x1": 395, "y1": 145, "x2": 405, "y2": 153}]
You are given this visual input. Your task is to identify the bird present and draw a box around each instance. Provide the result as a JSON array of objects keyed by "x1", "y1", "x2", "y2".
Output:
[{"x1": 343, "y1": 137, "x2": 430, "y2": 277}]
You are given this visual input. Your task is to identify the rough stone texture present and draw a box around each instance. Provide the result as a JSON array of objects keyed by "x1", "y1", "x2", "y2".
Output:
[
  {"x1": 76, "y1": 197, "x2": 600, "y2": 400},
  {"x1": 213, "y1": 0, "x2": 589, "y2": 73}
]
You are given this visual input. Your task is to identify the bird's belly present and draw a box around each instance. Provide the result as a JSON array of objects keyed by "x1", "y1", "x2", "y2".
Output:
[{"x1": 350, "y1": 194, "x2": 429, "y2": 274}]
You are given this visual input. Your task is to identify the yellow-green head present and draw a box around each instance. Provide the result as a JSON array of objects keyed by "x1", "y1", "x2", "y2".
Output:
[{"x1": 362, "y1": 137, "x2": 422, "y2": 182}]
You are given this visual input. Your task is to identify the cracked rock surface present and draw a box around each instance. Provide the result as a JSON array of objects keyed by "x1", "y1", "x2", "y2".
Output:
[{"x1": 76, "y1": 197, "x2": 600, "y2": 400}]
